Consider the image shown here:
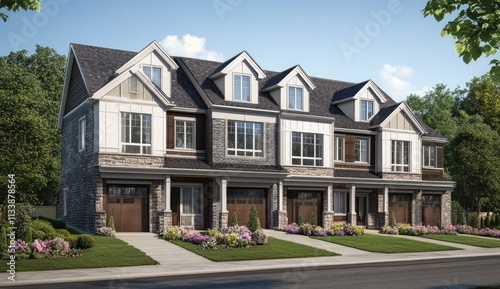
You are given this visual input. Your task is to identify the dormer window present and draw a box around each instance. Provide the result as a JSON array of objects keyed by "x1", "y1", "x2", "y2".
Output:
[
  {"x1": 143, "y1": 65, "x2": 161, "y2": 87},
  {"x1": 288, "y1": 86, "x2": 303, "y2": 110},
  {"x1": 360, "y1": 100, "x2": 374, "y2": 121},
  {"x1": 233, "y1": 74, "x2": 250, "y2": 101}
]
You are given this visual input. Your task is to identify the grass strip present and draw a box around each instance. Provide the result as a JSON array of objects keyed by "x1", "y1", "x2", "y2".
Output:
[
  {"x1": 421, "y1": 234, "x2": 500, "y2": 248},
  {"x1": 312, "y1": 234, "x2": 460, "y2": 253},
  {"x1": 170, "y1": 237, "x2": 339, "y2": 262},
  {"x1": 0, "y1": 236, "x2": 158, "y2": 272}
]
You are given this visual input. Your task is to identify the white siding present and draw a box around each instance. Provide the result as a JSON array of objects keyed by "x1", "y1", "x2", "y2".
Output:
[{"x1": 380, "y1": 130, "x2": 421, "y2": 174}]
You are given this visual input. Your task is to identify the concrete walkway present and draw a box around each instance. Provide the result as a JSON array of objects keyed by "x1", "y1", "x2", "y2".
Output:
[{"x1": 2, "y1": 230, "x2": 500, "y2": 287}]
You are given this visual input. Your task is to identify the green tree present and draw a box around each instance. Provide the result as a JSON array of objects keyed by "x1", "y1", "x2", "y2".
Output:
[
  {"x1": 0, "y1": 0, "x2": 42, "y2": 22},
  {"x1": 247, "y1": 205, "x2": 260, "y2": 232},
  {"x1": 230, "y1": 212, "x2": 238, "y2": 227},
  {"x1": 297, "y1": 214, "x2": 303, "y2": 226},
  {"x1": 423, "y1": 0, "x2": 500, "y2": 80},
  {"x1": 310, "y1": 212, "x2": 316, "y2": 227},
  {"x1": 0, "y1": 46, "x2": 65, "y2": 206}
]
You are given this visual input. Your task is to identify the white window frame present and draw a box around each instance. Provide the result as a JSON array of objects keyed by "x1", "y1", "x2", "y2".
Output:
[
  {"x1": 120, "y1": 112, "x2": 152, "y2": 154},
  {"x1": 355, "y1": 138, "x2": 369, "y2": 163},
  {"x1": 227, "y1": 121, "x2": 263, "y2": 157},
  {"x1": 129, "y1": 76, "x2": 139, "y2": 93},
  {"x1": 175, "y1": 117, "x2": 196, "y2": 150},
  {"x1": 423, "y1": 145, "x2": 436, "y2": 168},
  {"x1": 78, "y1": 116, "x2": 86, "y2": 152},
  {"x1": 233, "y1": 73, "x2": 251, "y2": 102},
  {"x1": 334, "y1": 136, "x2": 345, "y2": 162},
  {"x1": 291, "y1": 132, "x2": 324, "y2": 166},
  {"x1": 180, "y1": 187, "x2": 203, "y2": 215},
  {"x1": 333, "y1": 191, "x2": 347, "y2": 215},
  {"x1": 360, "y1": 99, "x2": 374, "y2": 121},
  {"x1": 392, "y1": 140, "x2": 410, "y2": 172},
  {"x1": 288, "y1": 86, "x2": 303, "y2": 110},
  {"x1": 142, "y1": 65, "x2": 162, "y2": 88}
]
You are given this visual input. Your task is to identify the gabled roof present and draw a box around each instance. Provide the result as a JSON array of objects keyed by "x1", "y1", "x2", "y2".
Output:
[
  {"x1": 261, "y1": 65, "x2": 316, "y2": 91},
  {"x1": 369, "y1": 101, "x2": 427, "y2": 134},
  {"x1": 209, "y1": 51, "x2": 266, "y2": 79},
  {"x1": 332, "y1": 79, "x2": 388, "y2": 104},
  {"x1": 115, "y1": 40, "x2": 178, "y2": 74}
]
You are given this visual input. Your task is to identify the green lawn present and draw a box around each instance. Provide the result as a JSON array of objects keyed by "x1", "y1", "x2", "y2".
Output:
[
  {"x1": 170, "y1": 237, "x2": 339, "y2": 262},
  {"x1": 312, "y1": 234, "x2": 460, "y2": 253},
  {"x1": 421, "y1": 234, "x2": 500, "y2": 248},
  {"x1": 0, "y1": 236, "x2": 158, "y2": 272}
]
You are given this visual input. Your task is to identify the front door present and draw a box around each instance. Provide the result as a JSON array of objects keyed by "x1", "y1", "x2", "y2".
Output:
[
  {"x1": 356, "y1": 196, "x2": 367, "y2": 226},
  {"x1": 180, "y1": 187, "x2": 203, "y2": 229}
]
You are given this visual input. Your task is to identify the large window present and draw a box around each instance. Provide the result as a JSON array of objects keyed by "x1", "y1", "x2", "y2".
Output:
[
  {"x1": 227, "y1": 121, "x2": 263, "y2": 157},
  {"x1": 288, "y1": 86, "x2": 303, "y2": 110},
  {"x1": 423, "y1": 145, "x2": 436, "y2": 167},
  {"x1": 334, "y1": 136, "x2": 344, "y2": 162},
  {"x1": 360, "y1": 100, "x2": 374, "y2": 121},
  {"x1": 175, "y1": 119, "x2": 195, "y2": 149},
  {"x1": 292, "y1": 132, "x2": 323, "y2": 166},
  {"x1": 233, "y1": 74, "x2": 250, "y2": 101},
  {"x1": 355, "y1": 138, "x2": 369, "y2": 163},
  {"x1": 121, "y1": 112, "x2": 151, "y2": 154},
  {"x1": 334, "y1": 192, "x2": 347, "y2": 214},
  {"x1": 181, "y1": 187, "x2": 202, "y2": 215},
  {"x1": 78, "y1": 116, "x2": 86, "y2": 152},
  {"x1": 392, "y1": 140, "x2": 409, "y2": 172},
  {"x1": 142, "y1": 65, "x2": 161, "y2": 87}
]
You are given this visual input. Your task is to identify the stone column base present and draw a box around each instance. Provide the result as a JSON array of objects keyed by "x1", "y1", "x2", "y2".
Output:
[
  {"x1": 274, "y1": 210, "x2": 288, "y2": 228},
  {"x1": 220, "y1": 212, "x2": 229, "y2": 229},
  {"x1": 95, "y1": 211, "x2": 107, "y2": 232},
  {"x1": 158, "y1": 211, "x2": 172, "y2": 233},
  {"x1": 323, "y1": 212, "x2": 334, "y2": 229},
  {"x1": 348, "y1": 213, "x2": 357, "y2": 226}
]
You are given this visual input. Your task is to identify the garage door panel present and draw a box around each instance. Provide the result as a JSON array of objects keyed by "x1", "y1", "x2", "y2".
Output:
[
  {"x1": 105, "y1": 186, "x2": 149, "y2": 232},
  {"x1": 227, "y1": 188, "x2": 266, "y2": 228},
  {"x1": 389, "y1": 194, "x2": 411, "y2": 224}
]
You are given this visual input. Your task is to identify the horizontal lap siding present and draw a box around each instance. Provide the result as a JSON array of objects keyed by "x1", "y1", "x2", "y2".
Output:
[{"x1": 64, "y1": 59, "x2": 89, "y2": 114}]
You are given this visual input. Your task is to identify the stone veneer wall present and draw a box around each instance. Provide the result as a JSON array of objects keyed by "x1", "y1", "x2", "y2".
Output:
[
  {"x1": 380, "y1": 173, "x2": 422, "y2": 181},
  {"x1": 150, "y1": 181, "x2": 163, "y2": 233},
  {"x1": 59, "y1": 101, "x2": 96, "y2": 232},
  {"x1": 284, "y1": 166, "x2": 334, "y2": 177},
  {"x1": 98, "y1": 154, "x2": 165, "y2": 167},
  {"x1": 412, "y1": 190, "x2": 423, "y2": 226},
  {"x1": 268, "y1": 184, "x2": 278, "y2": 228},
  {"x1": 206, "y1": 180, "x2": 221, "y2": 229},
  {"x1": 441, "y1": 190, "x2": 452, "y2": 226},
  {"x1": 375, "y1": 188, "x2": 388, "y2": 228}
]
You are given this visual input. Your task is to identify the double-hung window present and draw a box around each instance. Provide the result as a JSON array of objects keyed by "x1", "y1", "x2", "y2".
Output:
[
  {"x1": 227, "y1": 121, "x2": 263, "y2": 157},
  {"x1": 355, "y1": 138, "x2": 369, "y2": 163},
  {"x1": 334, "y1": 192, "x2": 347, "y2": 214},
  {"x1": 423, "y1": 145, "x2": 436, "y2": 167},
  {"x1": 334, "y1": 136, "x2": 344, "y2": 162},
  {"x1": 360, "y1": 100, "x2": 374, "y2": 121},
  {"x1": 288, "y1": 86, "x2": 303, "y2": 110},
  {"x1": 392, "y1": 140, "x2": 409, "y2": 172},
  {"x1": 181, "y1": 187, "x2": 202, "y2": 215},
  {"x1": 292, "y1": 132, "x2": 323, "y2": 166},
  {"x1": 121, "y1": 112, "x2": 151, "y2": 154},
  {"x1": 142, "y1": 65, "x2": 161, "y2": 87},
  {"x1": 175, "y1": 119, "x2": 195, "y2": 149},
  {"x1": 78, "y1": 117, "x2": 86, "y2": 152},
  {"x1": 233, "y1": 74, "x2": 250, "y2": 101}
]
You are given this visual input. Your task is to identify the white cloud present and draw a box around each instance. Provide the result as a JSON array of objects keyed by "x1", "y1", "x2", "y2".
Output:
[
  {"x1": 159, "y1": 34, "x2": 224, "y2": 62},
  {"x1": 379, "y1": 64, "x2": 429, "y2": 101}
]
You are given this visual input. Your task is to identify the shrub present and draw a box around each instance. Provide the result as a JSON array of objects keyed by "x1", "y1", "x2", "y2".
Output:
[
  {"x1": 32, "y1": 230, "x2": 46, "y2": 240},
  {"x1": 480, "y1": 216, "x2": 485, "y2": 228},
  {"x1": 223, "y1": 232, "x2": 248, "y2": 248},
  {"x1": 207, "y1": 228, "x2": 221, "y2": 238},
  {"x1": 281, "y1": 224, "x2": 300, "y2": 234},
  {"x1": 183, "y1": 233, "x2": 210, "y2": 244},
  {"x1": 15, "y1": 203, "x2": 34, "y2": 243},
  {"x1": 163, "y1": 226, "x2": 186, "y2": 241},
  {"x1": 247, "y1": 205, "x2": 260, "y2": 232},
  {"x1": 300, "y1": 223, "x2": 313, "y2": 236},
  {"x1": 97, "y1": 226, "x2": 116, "y2": 237},
  {"x1": 389, "y1": 211, "x2": 397, "y2": 227},
  {"x1": 312, "y1": 226, "x2": 327, "y2": 237},
  {"x1": 0, "y1": 227, "x2": 7, "y2": 253},
  {"x1": 379, "y1": 225, "x2": 398, "y2": 235},
  {"x1": 76, "y1": 234, "x2": 95, "y2": 249},
  {"x1": 107, "y1": 216, "x2": 115, "y2": 231},
  {"x1": 231, "y1": 212, "x2": 238, "y2": 227},
  {"x1": 13, "y1": 239, "x2": 31, "y2": 259},
  {"x1": 64, "y1": 235, "x2": 78, "y2": 249},
  {"x1": 310, "y1": 213, "x2": 316, "y2": 227},
  {"x1": 251, "y1": 229, "x2": 268, "y2": 245},
  {"x1": 485, "y1": 213, "x2": 491, "y2": 228},
  {"x1": 297, "y1": 214, "x2": 303, "y2": 226},
  {"x1": 35, "y1": 216, "x2": 67, "y2": 230},
  {"x1": 31, "y1": 219, "x2": 56, "y2": 235},
  {"x1": 496, "y1": 214, "x2": 500, "y2": 227},
  {"x1": 56, "y1": 229, "x2": 71, "y2": 237}
]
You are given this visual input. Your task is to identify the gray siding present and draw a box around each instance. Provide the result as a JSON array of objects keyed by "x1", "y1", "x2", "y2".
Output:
[{"x1": 64, "y1": 59, "x2": 88, "y2": 114}]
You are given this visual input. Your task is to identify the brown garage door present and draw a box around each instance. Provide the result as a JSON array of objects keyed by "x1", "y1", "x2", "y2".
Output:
[
  {"x1": 389, "y1": 194, "x2": 411, "y2": 224},
  {"x1": 287, "y1": 191, "x2": 322, "y2": 225},
  {"x1": 422, "y1": 194, "x2": 441, "y2": 226},
  {"x1": 105, "y1": 186, "x2": 149, "y2": 232},
  {"x1": 227, "y1": 188, "x2": 267, "y2": 228}
]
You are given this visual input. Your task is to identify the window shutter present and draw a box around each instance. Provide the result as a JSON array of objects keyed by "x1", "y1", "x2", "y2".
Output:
[
  {"x1": 196, "y1": 116, "x2": 205, "y2": 150},
  {"x1": 167, "y1": 116, "x2": 175, "y2": 149},
  {"x1": 436, "y1": 145, "x2": 444, "y2": 168},
  {"x1": 345, "y1": 135, "x2": 355, "y2": 162}
]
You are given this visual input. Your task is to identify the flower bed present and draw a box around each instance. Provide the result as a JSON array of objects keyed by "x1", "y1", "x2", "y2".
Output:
[
  {"x1": 380, "y1": 223, "x2": 500, "y2": 238},
  {"x1": 279, "y1": 223, "x2": 364, "y2": 237},
  {"x1": 161, "y1": 226, "x2": 268, "y2": 250},
  {"x1": 96, "y1": 226, "x2": 116, "y2": 237},
  {"x1": 8, "y1": 238, "x2": 83, "y2": 259}
]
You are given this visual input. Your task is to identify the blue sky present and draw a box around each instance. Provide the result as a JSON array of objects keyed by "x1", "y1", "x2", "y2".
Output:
[{"x1": 0, "y1": 0, "x2": 492, "y2": 102}]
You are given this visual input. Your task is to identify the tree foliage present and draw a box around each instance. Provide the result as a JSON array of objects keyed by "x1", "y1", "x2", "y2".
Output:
[
  {"x1": 0, "y1": 46, "x2": 65, "y2": 205},
  {"x1": 0, "y1": 0, "x2": 42, "y2": 22},
  {"x1": 423, "y1": 0, "x2": 500, "y2": 80}
]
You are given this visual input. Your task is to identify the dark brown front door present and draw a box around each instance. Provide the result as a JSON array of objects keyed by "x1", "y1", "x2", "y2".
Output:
[
  {"x1": 287, "y1": 191, "x2": 322, "y2": 225},
  {"x1": 227, "y1": 188, "x2": 267, "y2": 228},
  {"x1": 422, "y1": 194, "x2": 441, "y2": 226},
  {"x1": 356, "y1": 196, "x2": 367, "y2": 226},
  {"x1": 105, "y1": 186, "x2": 149, "y2": 232},
  {"x1": 389, "y1": 194, "x2": 411, "y2": 224}
]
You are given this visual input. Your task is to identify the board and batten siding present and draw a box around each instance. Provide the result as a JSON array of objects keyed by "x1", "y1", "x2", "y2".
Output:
[{"x1": 280, "y1": 118, "x2": 333, "y2": 167}]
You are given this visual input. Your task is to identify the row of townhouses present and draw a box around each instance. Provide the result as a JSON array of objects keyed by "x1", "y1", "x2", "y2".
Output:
[{"x1": 57, "y1": 41, "x2": 454, "y2": 233}]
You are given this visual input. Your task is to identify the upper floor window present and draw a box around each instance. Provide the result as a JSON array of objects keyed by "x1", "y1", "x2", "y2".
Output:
[
  {"x1": 288, "y1": 86, "x2": 303, "y2": 110},
  {"x1": 233, "y1": 74, "x2": 250, "y2": 101},
  {"x1": 175, "y1": 119, "x2": 195, "y2": 149},
  {"x1": 143, "y1": 65, "x2": 161, "y2": 87},
  {"x1": 227, "y1": 121, "x2": 263, "y2": 157},
  {"x1": 355, "y1": 138, "x2": 369, "y2": 163},
  {"x1": 334, "y1": 191, "x2": 347, "y2": 214},
  {"x1": 360, "y1": 100, "x2": 374, "y2": 121},
  {"x1": 121, "y1": 112, "x2": 151, "y2": 154},
  {"x1": 129, "y1": 76, "x2": 139, "y2": 93},
  {"x1": 423, "y1": 145, "x2": 436, "y2": 167},
  {"x1": 292, "y1": 132, "x2": 323, "y2": 166},
  {"x1": 334, "y1": 136, "x2": 344, "y2": 162},
  {"x1": 392, "y1": 140, "x2": 409, "y2": 172},
  {"x1": 78, "y1": 117, "x2": 86, "y2": 152}
]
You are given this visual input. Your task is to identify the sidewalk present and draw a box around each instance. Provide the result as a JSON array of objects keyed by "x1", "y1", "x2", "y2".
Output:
[{"x1": 2, "y1": 230, "x2": 500, "y2": 287}]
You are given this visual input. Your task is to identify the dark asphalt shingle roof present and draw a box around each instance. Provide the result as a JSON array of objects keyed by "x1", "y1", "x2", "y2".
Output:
[
  {"x1": 261, "y1": 65, "x2": 297, "y2": 91},
  {"x1": 164, "y1": 158, "x2": 211, "y2": 170},
  {"x1": 334, "y1": 169, "x2": 380, "y2": 179}
]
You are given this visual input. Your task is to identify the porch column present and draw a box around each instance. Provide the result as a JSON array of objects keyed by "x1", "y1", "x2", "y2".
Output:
[
  {"x1": 165, "y1": 175, "x2": 171, "y2": 212},
  {"x1": 327, "y1": 185, "x2": 333, "y2": 212},
  {"x1": 278, "y1": 181, "x2": 284, "y2": 211},
  {"x1": 220, "y1": 178, "x2": 228, "y2": 229},
  {"x1": 323, "y1": 185, "x2": 334, "y2": 229},
  {"x1": 159, "y1": 175, "x2": 172, "y2": 232},
  {"x1": 383, "y1": 185, "x2": 389, "y2": 225},
  {"x1": 348, "y1": 184, "x2": 357, "y2": 225}
]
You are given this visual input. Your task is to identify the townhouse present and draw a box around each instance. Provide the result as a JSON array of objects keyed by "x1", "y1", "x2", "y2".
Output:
[{"x1": 58, "y1": 41, "x2": 454, "y2": 232}]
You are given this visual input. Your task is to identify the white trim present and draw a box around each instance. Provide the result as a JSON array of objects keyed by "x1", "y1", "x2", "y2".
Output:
[
  {"x1": 174, "y1": 117, "x2": 196, "y2": 150},
  {"x1": 232, "y1": 73, "x2": 252, "y2": 102},
  {"x1": 226, "y1": 120, "x2": 264, "y2": 157},
  {"x1": 211, "y1": 104, "x2": 280, "y2": 115},
  {"x1": 141, "y1": 64, "x2": 163, "y2": 88},
  {"x1": 354, "y1": 137, "x2": 370, "y2": 164},
  {"x1": 334, "y1": 135, "x2": 345, "y2": 162},
  {"x1": 210, "y1": 51, "x2": 266, "y2": 79},
  {"x1": 129, "y1": 76, "x2": 140, "y2": 93},
  {"x1": 287, "y1": 85, "x2": 304, "y2": 111},
  {"x1": 291, "y1": 131, "x2": 324, "y2": 166},
  {"x1": 422, "y1": 144, "x2": 437, "y2": 168},
  {"x1": 334, "y1": 128, "x2": 378, "y2": 135},
  {"x1": 78, "y1": 116, "x2": 86, "y2": 152},
  {"x1": 262, "y1": 65, "x2": 316, "y2": 92},
  {"x1": 373, "y1": 102, "x2": 427, "y2": 134},
  {"x1": 333, "y1": 190, "x2": 348, "y2": 215},
  {"x1": 391, "y1": 140, "x2": 410, "y2": 172},
  {"x1": 332, "y1": 80, "x2": 387, "y2": 105},
  {"x1": 115, "y1": 40, "x2": 178, "y2": 74},
  {"x1": 120, "y1": 112, "x2": 152, "y2": 154}
]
